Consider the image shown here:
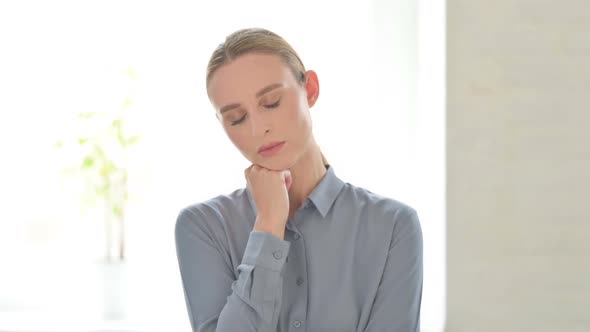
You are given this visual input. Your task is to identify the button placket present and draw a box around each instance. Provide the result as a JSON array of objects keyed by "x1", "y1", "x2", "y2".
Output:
[{"x1": 285, "y1": 229, "x2": 307, "y2": 332}]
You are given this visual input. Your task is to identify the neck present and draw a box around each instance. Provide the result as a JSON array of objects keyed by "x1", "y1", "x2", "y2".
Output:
[{"x1": 287, "y1": 142, "x2": 327, "y2": 219}]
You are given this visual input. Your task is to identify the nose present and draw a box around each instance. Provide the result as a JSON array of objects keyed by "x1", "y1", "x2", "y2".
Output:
[{"x1": 249, "y1": 109, "x2": 270, "y2": 137}]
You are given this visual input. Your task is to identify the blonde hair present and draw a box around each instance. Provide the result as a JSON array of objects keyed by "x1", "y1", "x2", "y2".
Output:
[
  {"x1": 206, "y1": 28, "x2": 306, "y2": 88},
  {"x1": 206, "y1": 27, "x2": 329, "y2": 167}
]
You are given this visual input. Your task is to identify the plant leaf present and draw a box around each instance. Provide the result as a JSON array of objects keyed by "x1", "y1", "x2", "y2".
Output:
[
  {"x1": 113, "y1": 204, "x2": 122, "y2": 218},
  {"x1": 78, "y1": 138, "x2": 92, "y2": 145},
  {"x1": 79, "y1": 112, "x2": 97, "y2": 119},
  {"x1": 82, "y1": 156, "x2": 95, "y2": 169},
  {"x1": 126, "y1": 135, "x2": 140, "y2": 145}
]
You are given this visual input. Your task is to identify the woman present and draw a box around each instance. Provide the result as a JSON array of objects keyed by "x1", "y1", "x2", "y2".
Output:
[{"x1": 175, "y1": 28, "x2": 423, "y2": 332}]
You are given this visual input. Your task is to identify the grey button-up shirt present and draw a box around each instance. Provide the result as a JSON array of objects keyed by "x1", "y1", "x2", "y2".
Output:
[{"x1": 175, "y1": 165, "x2": 423, "y2": 332}]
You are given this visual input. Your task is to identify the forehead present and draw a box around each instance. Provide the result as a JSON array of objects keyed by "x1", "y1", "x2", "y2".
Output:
[{"x1": 208, "y1": 53, "x2": 296, "y2": 105}]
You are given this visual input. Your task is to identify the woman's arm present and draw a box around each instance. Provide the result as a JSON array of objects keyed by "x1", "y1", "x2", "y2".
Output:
[
  {"x1": 175, "y1": 207, "x2": 290, "y2": 332},
  {"x1": 363, "y1": 208, "x2": 424, "y2": 332}
]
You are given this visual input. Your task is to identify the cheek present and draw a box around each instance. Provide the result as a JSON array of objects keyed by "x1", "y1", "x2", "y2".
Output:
[
  {"x1": 285, "y1": 100, "x2": 311, "y2": 133},
  {"x1": 283, "y1": 97, "x2": 306, "y2": 123},
  {"x1": 225, "y1": 129, "x2": 249, "y2": 151},
  {"x1": 225, "y1": 130, "x2": 242, "y2": 148}
]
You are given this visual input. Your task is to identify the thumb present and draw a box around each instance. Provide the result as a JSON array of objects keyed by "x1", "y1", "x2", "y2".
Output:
[{"x1": 282, "y1": 170, "x2": 292, "y2": 191}]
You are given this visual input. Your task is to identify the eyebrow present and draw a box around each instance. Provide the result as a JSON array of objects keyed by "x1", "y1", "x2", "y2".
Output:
[{"x1": 219, "y1": 83, "x2": 283, "y2": 114}]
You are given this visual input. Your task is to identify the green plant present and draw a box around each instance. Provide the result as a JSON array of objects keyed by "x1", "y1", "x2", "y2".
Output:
[{"x1": 55, "y1": 66, "x2": 139, "y2": 262}]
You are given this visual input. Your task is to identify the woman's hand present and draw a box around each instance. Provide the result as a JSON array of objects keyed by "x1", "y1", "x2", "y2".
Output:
[{"x1": 244, "y1": 164, "x2": 292, "y2": 239}]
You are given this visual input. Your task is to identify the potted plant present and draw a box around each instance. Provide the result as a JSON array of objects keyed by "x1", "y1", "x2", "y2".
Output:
[{"x1": 54, "y1": 66, "x2": 140, "y2": 319}]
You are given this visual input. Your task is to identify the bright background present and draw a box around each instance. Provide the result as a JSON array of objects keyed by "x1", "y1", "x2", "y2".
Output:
[{"x1": 0, "y1": 1, "x2": 445, "y2": 331}]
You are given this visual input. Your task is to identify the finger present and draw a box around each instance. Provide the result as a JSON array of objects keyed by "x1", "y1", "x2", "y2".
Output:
[
  {"x1": 282, "y1": 170, "x2": 292, "y2": 187},
  {"x1": 286, "y1": 175, "x2": 292, "y2": 191}
]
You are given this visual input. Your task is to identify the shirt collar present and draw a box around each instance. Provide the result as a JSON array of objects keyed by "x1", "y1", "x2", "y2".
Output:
[{"x1": 245, "y1": 164, "x2": 345, "y2": 219}]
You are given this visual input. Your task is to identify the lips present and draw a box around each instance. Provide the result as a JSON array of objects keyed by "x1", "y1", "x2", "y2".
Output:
[{"x1": 258, "y1": 141, "x2": 285, "y2": 153}]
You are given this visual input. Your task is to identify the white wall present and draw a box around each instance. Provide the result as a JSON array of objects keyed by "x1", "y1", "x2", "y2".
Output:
[{"x1": 447, "y1": 1, "x2": 590, "y2": 331}]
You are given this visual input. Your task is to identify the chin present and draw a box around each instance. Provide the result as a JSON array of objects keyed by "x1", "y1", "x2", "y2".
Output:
[
  {"x1": 257, "y1": 160, "x2": 290, "y2": 171},
  {"x1": 254, "y1": 155, "x2": 296, "y2": 171}
]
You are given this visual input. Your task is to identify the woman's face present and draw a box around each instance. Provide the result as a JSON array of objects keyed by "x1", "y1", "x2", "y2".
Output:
[{"x1": 207, "y1": 53, "x2": 319, "y2": 171}]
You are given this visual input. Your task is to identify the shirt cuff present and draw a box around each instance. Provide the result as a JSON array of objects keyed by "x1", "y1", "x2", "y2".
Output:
[{"x1": 241, "y1": 231, "x2": 291, "y2": 272}]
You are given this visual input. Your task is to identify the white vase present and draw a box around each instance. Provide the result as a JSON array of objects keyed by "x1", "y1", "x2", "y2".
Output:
[{"x1": 96, "y1": 259, "x2": 128, "y2": 321}]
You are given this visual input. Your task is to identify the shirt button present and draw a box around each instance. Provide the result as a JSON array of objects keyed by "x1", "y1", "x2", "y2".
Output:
[
  {"x1": 293, "y1": 233, "x2": 300, "y2": 240},
  {"x1": 293, "y1": 320, "x2": 302, "y2": 328},
  {"x1": 296, "y1": 277, "x2": 304, "y2": 286},
  {"x1": 273, "y1": 250, "x2": 282, "y2": 259}
]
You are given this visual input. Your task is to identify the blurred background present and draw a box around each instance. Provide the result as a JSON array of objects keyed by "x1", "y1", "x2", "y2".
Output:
[{"x1": 0, "y1": 0, "x2": 587, "y2": 332}]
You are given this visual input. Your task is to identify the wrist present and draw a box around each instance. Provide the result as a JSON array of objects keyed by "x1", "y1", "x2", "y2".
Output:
[{"x1": 254, "y1": 217, "x2": 285, "y2": 240}]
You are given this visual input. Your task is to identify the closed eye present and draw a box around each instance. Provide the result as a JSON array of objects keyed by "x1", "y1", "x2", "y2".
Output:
[
  {"x1": 230, "y1": 115, "x2": 246, "y2": 126},
  {"x1": 264, "y1": 99, "x2": 281, "y2": 108},
  {"x1": 230, "y1": 98, "x2": 281, "y2": 126}
]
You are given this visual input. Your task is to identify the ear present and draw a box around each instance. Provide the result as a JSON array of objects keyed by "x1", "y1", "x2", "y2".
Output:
[{"x1": 304, "y1": 70, "x2": 319, "y2": 107}]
